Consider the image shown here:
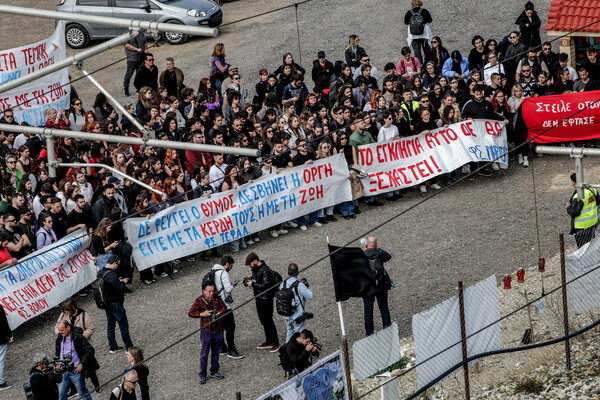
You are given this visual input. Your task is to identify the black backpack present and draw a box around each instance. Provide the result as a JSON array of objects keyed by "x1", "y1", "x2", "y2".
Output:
[
  {"x1": 409, "y1": 9, "x2": 425, "y2": 35},
  {"x1": 202, "y1": 268, "x2": 224, "y2": 293},
  {"x1": 92, "y1": 269, "x2": 112, "y2": 310},
  {"x1": 24, "y1": 371, "x2": 44, "y2": 400},
  {"x1": 369, "y1": 259, "x2": 392, "y2": 293},
  {"x1": 278, "y1": 343, "x2": 294, "y2": 377},
  {"x1": 275, "y1": 280, "x2": 301, "y2": 316},
  {"x1": 269, "y1": 269, "x2": 283, "y2": 297}
]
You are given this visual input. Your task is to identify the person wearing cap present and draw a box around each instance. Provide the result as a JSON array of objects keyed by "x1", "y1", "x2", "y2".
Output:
[
  {"x1": 279, "y1": 263, "x2": 313, "y2": 342},
  {"x1": 312, "y1": 51, "x2": 334, "y2": 96},
  {"x1": 244, "y1": 252, "x2": 280, "y2": 352}
]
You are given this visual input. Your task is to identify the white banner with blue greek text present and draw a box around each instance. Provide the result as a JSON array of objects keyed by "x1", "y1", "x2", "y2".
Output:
[{"x1": 125, "y1": 154, "x2": 353, "y2": 270}]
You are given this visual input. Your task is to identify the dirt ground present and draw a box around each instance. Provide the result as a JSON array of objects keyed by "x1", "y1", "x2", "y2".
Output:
[{"x1": 2, "y1": 0, "x2": 592, "y2": 399}]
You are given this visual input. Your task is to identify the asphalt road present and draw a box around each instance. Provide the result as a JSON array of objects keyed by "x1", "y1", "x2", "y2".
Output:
[{"x1": 2, "y1": 0, "x2": 592, "y2": 399}]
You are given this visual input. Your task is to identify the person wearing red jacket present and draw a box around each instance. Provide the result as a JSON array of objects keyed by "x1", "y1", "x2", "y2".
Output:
[{"x1": 185, "y1": 131, "x2": 213, "y2": 175}]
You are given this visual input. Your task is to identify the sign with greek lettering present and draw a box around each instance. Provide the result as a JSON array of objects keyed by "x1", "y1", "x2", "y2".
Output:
[
  {"x1": 0, "y1": 22, "x2": 70, "y2": 126},
  {"x1": 125, "y1": 154, "x2": 353, "y2": 270},
  {"x1": 522, "y1": 90, "x2": 600, "y2": 143},
  {"x1": 0, "y1": 230, "x2": 95, "y2": 329},
  {"x1": 357, "y1": 119, "x2": 508, "y2": 195}
]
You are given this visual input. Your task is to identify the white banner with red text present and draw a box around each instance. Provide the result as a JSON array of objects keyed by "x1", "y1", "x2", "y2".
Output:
[
  {"x1": 124, "y1": 154, "x2": 353, "y2": 270},
  {"x1": 0, "y1": 230, "x2": 95, "y2": 330},
  {"x1": 0, "y1": 22, "x2": 70, "y2": 126},
  {"x1": 357, "y1": 119, "x2": 508, "y2": 195}
]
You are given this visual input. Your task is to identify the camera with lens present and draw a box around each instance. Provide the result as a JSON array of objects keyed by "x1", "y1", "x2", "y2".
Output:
[
  {"x1": 210, "y1": 309, "x2": 218, "y2": 323},
  {"x1": 294, "y1": 312, "x2": 314, "y2": 324},
  {"x1": 224, "y1": 294, "x2": 234, "y2": 304},
  {"x1": 309, "y1": 339, "x2": 322, "y2": 351},
  {"x1": 299, "y1": 277, "x2": 309, "y2": 288},
  {"x1": 49, "y1": 354, "x2": 74, "y2": 373},
  {"x1": 242, "y1": 277, "x2": 252, "y2": 287}
]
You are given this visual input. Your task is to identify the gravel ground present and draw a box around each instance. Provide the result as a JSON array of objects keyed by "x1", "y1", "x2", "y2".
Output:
[{"x1": 3, "y1": 0, "x2": 594, "y2": 399}]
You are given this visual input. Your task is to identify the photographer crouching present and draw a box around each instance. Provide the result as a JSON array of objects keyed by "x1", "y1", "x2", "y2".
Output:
[
  {"x1": 281, "y1": 329, "x2": 320, "y2": 377},
  {"x1": 27, "y1": 353, "x2": 60, "y2": 400}
]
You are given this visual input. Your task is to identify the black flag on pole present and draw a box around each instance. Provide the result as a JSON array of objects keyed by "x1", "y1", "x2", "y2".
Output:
[{"x1": 329, "y1": 244, "x2": 377, "y2": 302}]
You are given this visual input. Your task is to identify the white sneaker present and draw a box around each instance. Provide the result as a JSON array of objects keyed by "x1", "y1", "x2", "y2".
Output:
[
  {"x1": 491, "y1": 163, "x2": 499, "y2": 171},
  {"x1": 246, "y1": 240, "x2": 254, "y2": 245},
  {"x1": 270, "y1": 230, "x2": 279, "y2": 238},
  {"x1": 284, "y1": 221, "x2": 298, "y2": 228},
  {"x1": 461, "y1": 165, "x2": 471, "y2": 174},
  {"x1": 522, "y1": 156, "x2": 529, "y2": 167},
  {"x1": 420, "y1": 184, "x2": 427, "y2": 193},
  {"x1": 277, "y1": 229, "x2": 288, "y2": 235},
  {"x1": 254, "y1": 237, "x2": 260, "y2": 242},
  {"x1": 311, "y1": 222, "x2": 323, "y2": 227},
  {"x1": 299, "y1": 225, "x2": 307, "y2": 231},
  {"x1": 518, "y1": 154, "x2": 524, "y2": 165},
  {"x1": 431, "y1": 183, "x2": 441, "y2": 190}
]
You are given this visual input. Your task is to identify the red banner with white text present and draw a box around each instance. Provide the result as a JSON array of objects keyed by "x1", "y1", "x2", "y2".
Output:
[{"x1": 523, "y1": 90, "x2": 600, "y2": 143}]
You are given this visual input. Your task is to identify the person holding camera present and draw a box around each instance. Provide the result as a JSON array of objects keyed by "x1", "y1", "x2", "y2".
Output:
[
  {"x1": 211, "y1": 255, "x2": 244, "y2": 360},
  {"x1": 28, "y1": 353, "x2": 60, "y2": 400},
  {"x1": 284, "y1": 329, "x2": 320, "y2": 376},
  {"x1": 244, "y1": 252, "x2": 281, "y2": 352},
  {"x1": 109, "y1": 369, "x2": 139, "y2": 400},
  {"x1": 55, "y1": 320, "x2": 99, "y2": 400},
  {"x1": 188, "y1": 282, "x2": 228, "y2": 384},
  {"x1": 278, "y1": 263, "x2": 314, "y2": 343}
]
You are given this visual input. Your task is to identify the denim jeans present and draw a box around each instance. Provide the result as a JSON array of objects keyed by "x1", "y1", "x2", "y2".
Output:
[
  {"x1": 0, "y1": 343, "x2": 6, "y2": 385},
  {"x1": 59, "y1": 370, "x2": 92, "y2": 400},
  {"x1": 297, "y1": 211, "x2": 320, "y2": 226},
  {"x1": 363, "y1": 291, "x2": 392, "y2": 336},
  {"x1": 284, "y1": 316, "x2": 306, "y2": 343},
  {"x1": 199, "y1": 330, "x2": 223, "y2": 378},
  {"x1": 339, "y1": 201, "x2": 354, "y2": 216},
  {"x1": 385, "y1": 190, "x2": 399, "y2": 198},
  {"x1": 105, "y1": 302, "x2": 134, "y2": 349}
]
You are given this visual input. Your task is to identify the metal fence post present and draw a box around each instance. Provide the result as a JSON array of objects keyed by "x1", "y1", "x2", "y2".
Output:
[
  {"x1": 458, "y1": 281, "x2": 470, "y2": 399},
  {"x1": 45, "y1": 131, "x2": 57, "y2": 178},
  {"x1": 235, "y1": 392, "x2": 241, "y2": 400},
  {"x1": 559, "y1": 233, "x2": 572, "y2": 370}
]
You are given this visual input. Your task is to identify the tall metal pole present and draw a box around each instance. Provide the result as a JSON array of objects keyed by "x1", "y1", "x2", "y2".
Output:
[
  {"x1": 46, "y1": 134, "x2": 57, "y2": 178},
  {"x1": 80, "y1": 69, "x2": 149, "y2": 138},
  {"x1": 0, "y1": 124, "x2": 261, "y2": 157},
  {"x1": 337, "y1": 301, "x2": 354, "y2": 400},
  {"x1": 0, "y1": 31, "x2": 135, "y2": 94},
  {"x1": 574, "y1": 154, "x2": 585, "y2": 199},
  {"x1": 458, "y1": 281, "x2": 471, "y2": 400},
  {"x1": 0, "y1": 6, "x2": 218, "y2": 36},
  {"x1": 559, "y1": 233, "x2": 572, "y2": 370}
]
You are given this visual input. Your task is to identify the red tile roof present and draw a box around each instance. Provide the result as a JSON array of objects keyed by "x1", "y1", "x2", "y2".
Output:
[{"x1": 544, "y1": 0, "x2": 600, "y2": 33}]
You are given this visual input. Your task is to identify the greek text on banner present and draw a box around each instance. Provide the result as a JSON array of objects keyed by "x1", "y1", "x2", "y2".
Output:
[
  {"x1": 124, "y1": 154, "x2": 353, "y2": 270},
  {"x1": 0, "y1": 229, "x2": 96, "y2": 330},
  {"x1": 357, "y1": 119, "x2": 508, "y2": 195},
  {"x1": 0, "y1": 22, "x2": 70, "y2": 126}
]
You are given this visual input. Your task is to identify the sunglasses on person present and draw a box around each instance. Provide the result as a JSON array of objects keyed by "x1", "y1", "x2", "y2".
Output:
[
  {"x1": 264, "y1": 160, "x2": 272, "y2": 164},
  {"x1": 74, "y1": 102, "x2": 82, "y2": 106},
  {"x1": 126, "y1": 380, "x2": 139, "y2": 385},
  {"x1": 146, "y1": 58, "x2": 154, "y2": 62},
  {"x1": 4, "y1": 115, "x2": 13, "y2": 118}
]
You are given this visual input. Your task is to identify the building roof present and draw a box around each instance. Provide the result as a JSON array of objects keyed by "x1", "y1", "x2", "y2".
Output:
[{"x1": 544, "y1": 0, "x2": 600, "y2": 33}]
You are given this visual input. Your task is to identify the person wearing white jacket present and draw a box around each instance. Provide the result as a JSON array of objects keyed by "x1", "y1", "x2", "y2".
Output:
[{"x1": 483, "y1": 52, "x2": 505, "y2": 86}]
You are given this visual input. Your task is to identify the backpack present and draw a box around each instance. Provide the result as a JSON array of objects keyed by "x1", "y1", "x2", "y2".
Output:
[
  {"x1": 409, "y1": 9, "x2": 425, "y2": 35},
  {"x1": 92, "y1": 269, "x2": 112, "y2": 310},
  {"x1": 369, "y1": 259, "x2": 392, "y2": 293},
  {"x1": 278, "y1": 343, "x2": 294, "y2": 377},
  {"x1": 268, "y1": 269, "x2": 283, "y2": 297},
  {"x1": 275, "y1": 280, "x2": 301, "y2": 316},
  {"x1": 202, "y1": 267, "x2": 224, "y2": 294},
  {"x1": 24, "y1": 371, "x2": 44, "y2": 400}
]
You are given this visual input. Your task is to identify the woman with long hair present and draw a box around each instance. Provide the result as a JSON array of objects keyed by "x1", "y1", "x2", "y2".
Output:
[
  {"x1": 284, "y1": 114, "x2": 305, "y2": 155},
  {"x1": 125, "y1": 347, "x2": 150, "y2": 400},
  {"x1": 274, "y1": 52, "x2": 305, "y2": 76},
  {"x1": 277, "y1": 64, "x2": 294, "y2": 89},
  {"x1": 80, "y1": 111, "x2": 97, "y2": 133},
  {"x1": 67, "y1": 98, "x2": 86, "y2": 132},
  {"x1": 223, "y1": 90, "x2": 241, "y2": 126},
  {"x1": 210, "y1": 42, "x2": 229, "y2": 103},
  {"x1": 344, "y1": 34, "x2": 366, "y2": 71},
  {"x1": 36, "y1": 213, "x2": 57, "y2": 250},
  {"x1": 57, "y1": 137, "x2": 77, "y2": 163},
  {"x1": 134, "y1": 87, "x2": 155, "y2": 118},
  {"x1": 172, "y1": 171, "x2": 188, "y2": 202},
  {"x1": 163, "y1": 148, "x2": 182, "y2": 177},
  {"x1": 92, "y1": 92, "x2": 110, "y2": 124},
  {"x1": 508, "y1": 84, "x2": 529, "y2": 167},
  {"x1": 410, "y1": 75, "x2": 424, "y2": 98},
  {"x1": 15, "y1": 145, "x2": 31, "y2": 176},
  {"x1": 198, "y1": 77, "x2": 219, "y2": 110},
  {"x1": 18, "y1": 177, "x2": 34, "y2": 210},
  {"x1": 424, "y1": 36, "x2": 449, "y2": 73}
]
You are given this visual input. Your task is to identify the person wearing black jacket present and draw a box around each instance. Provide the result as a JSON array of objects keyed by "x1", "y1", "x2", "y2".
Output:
[
  {"x1": 100, "y1": 255, "x2": 134, "y2": 353},
  {"x1": 29, "y1": 353, "x2": 60, "y2": 400},
  {"x1": 363, "y1": 236, "x2": 393, "y2": 336},
  {"x1": 244, "y1": 252, "x2": 280, "y2": 351},
  {"x1": 404, "y1": 0, "x2": 433, "y2": 63},
  {"x1": 284, "y1": 330, "x2": 320, "y2": 376},
  {"x1": 515, "y1": 1, "x2": 541, "y2": 49},
  {"x1": 133, "y1": 53, "x2": 158, "y2": 92},
  {"x1": 0, "y1": 304, "x2": 13, "y2": 391},
  {"x1": 55, "y1": 321, "x2": 99, "y2": 400},
  {"x1": 311, "y1": 51, "x2": 334, "y2": 93}
]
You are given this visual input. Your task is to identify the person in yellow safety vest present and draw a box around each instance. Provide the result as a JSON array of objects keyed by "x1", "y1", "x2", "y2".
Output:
[
  {"x1": 399, "y1": 88, "x2": 420, "y2": 133},
  {"x1": 566, "y1": 173, "x2": 599, "y2": 248}
]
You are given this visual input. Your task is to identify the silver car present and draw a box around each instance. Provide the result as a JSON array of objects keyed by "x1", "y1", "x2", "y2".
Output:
[{"x1": 56, "y1": 0, "x2": 222, "y2": 48}]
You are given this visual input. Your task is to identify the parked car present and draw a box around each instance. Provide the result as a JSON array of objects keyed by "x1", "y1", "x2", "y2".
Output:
[{"x1": 56, "y1": 0, "x2": 222, "y2": 48}]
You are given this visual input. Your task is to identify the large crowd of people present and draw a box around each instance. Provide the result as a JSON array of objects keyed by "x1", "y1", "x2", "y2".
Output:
[{"x1": 0, "y1": 0, "x2": 599, "y2": 396}]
